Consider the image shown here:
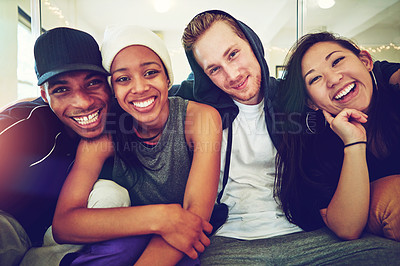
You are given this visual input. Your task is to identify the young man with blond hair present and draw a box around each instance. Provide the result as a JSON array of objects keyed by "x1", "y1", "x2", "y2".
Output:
[{"x1": 172, "y1": 10, "x2": 400, "y2": 265}]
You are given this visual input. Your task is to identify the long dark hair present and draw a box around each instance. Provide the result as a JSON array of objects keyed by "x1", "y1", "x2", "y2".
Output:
[{"x1": 274, "y1": 32, "x2": 369, "y2": 226}]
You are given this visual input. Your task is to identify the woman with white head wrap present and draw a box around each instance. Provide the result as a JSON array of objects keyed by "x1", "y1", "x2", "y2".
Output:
[{"x1": 53, "y1": 25, "x2": 222, "y2": 265}]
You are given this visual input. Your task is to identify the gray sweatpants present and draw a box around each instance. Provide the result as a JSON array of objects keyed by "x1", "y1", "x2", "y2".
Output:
[
  {"x1": 0, "y1": 210, "x2": 31, "y2": 266},
  {"x1": 201, "y1": 228, "x2": 400, "y2": 265}
]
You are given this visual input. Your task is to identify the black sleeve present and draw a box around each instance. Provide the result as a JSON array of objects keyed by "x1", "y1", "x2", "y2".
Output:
[
  {"x1": 168, "y1": 74, "x2": 196, "y2": 101},
  {"x1": 373, "y1": 61, "x2": 400, "y2": 86},
  {"x1": 0, "y1": 103, "x2": 57, "y2": 210}
]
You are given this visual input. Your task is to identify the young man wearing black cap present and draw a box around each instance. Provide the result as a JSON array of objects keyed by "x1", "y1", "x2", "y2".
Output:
[{"x1": 0, "y1": 27, "x2": 111, "y2": 265}]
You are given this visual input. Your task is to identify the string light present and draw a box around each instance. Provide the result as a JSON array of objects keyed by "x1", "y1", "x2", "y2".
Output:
[
  {"x1": 267, "y1": 47, "x2": 290, "y2": 53},
  {"x1": 43, "y1": 0, "x2": 70, "y2": 26},
  {"x1": 360, "y1": 43, "x2": 400, "y2": 53},
  {"x1": 266, "y1": 43, "x2": 400, "y2": 54}
]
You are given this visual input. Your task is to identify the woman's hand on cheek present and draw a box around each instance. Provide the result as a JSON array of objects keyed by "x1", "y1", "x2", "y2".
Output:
[{"x1": 323, "y1": 109, "x2": 367, "y2": 145}]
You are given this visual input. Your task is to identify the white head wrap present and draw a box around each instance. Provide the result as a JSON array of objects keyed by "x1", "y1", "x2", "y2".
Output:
[{"x1": 101, "y1": 25, "x2": 174, "y2": 89}]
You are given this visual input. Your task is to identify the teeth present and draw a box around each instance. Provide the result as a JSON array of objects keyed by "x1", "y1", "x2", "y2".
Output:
[
  {"x1": 73, "y1": 110, "x2": 100, "y2": 125},
  {"x1": 335, "y1": 83, "x2": 355, "y2": 100},
  {"x1": 234, "y1": 80, "x2": 245, "y2": 89},
  {"x1": 132, "y1": 97, "x2": 155, "y2": 108}
]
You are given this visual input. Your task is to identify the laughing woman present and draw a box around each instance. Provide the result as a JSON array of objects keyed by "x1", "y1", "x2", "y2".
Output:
[
  {"x1": 52, "y1": 25, "x2": 222, "y2": 266},
  {"x1": 275, "y1": 32, "x2": 400, "y2": 241}
]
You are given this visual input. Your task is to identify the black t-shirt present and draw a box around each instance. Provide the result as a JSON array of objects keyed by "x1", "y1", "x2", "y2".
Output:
[{"x1": 297, "y1": 61, "x2": 400, "y2": 231}]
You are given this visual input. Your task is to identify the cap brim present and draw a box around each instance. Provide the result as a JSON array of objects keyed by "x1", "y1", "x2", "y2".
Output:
[{"x1": 37, "y1": 63, "x2": 110, "y2": 85}]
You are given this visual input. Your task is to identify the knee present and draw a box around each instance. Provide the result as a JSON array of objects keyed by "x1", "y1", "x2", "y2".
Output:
[
  {"x1": 87, "y1": 179, "x2": 130, "y2": 208},
  {"x1": 368, "y1": 175, "x2": 400, "y2": 241},
  {"x1": 0, "y1": 211, "x2": 31, "y2": 265}
]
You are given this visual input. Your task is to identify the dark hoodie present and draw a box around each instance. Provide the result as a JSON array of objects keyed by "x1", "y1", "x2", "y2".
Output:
[{"x1": 170, "y1": 10, "x2": 280, "y2": 149}]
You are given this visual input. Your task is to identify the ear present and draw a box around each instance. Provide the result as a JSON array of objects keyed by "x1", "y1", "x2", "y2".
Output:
[
  {"x1": 40, "y1": 86, "x2": 49, "y2": 104},
  {"x1": 359, "y1": 50, "x2": 374, "y2": 72},
  {"x1": 306, "y1": 98, "x2": 319, "y2": 111}
]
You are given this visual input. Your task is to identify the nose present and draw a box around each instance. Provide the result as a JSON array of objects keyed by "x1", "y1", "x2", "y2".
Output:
[
  {"x1": 225, "y1": 64, "x2": 240, "y2": 82},
  {"x1": 326, "y1": 69, "x2": 342, "y2": 88},
  {"x1": 71, "y1": 89, "x2": 95, "y2": 109},
  {"x1": 129, "y1": 78, "x2": 148, "y2": 94}
]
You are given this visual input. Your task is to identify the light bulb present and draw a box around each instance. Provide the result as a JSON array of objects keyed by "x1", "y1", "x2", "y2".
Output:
[
  {"x1": 318, "y1": 0, "x2": 335, "y2": 9},
  {"x1": 153, "y1": 0, "x2": 171, "y2": 13}
]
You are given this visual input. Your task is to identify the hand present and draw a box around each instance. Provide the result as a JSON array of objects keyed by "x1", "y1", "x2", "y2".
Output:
[
  {"x1": 159, "y1": 204, "x2": 212, "y2": 259},
  {"x1": 323, "y1": 109, "x2": 367, "y2": 145}
]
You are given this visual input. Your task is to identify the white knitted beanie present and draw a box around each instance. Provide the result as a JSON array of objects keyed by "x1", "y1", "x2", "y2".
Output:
[{"x1": 101, "y1": 25, "x2": 174, "y2": 89}]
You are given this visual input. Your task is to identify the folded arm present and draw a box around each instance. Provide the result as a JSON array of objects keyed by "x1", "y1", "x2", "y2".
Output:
[
  {"x1": 135, "y1": 102, "x2": 222, "y2": 265},
  {"x1": 53, "y1": 135, "x2": 201, "y2": 244}
]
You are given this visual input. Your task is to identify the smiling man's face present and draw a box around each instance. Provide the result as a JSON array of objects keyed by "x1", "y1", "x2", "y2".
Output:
[
  {"x1": 193, "y1": 21, "x2": 262, "y2": 105},
  {"x1": 41, "y1": 70, "x2": 111, "y2": 139}
]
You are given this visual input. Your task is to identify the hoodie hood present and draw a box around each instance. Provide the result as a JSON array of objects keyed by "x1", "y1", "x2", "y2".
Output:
[{"x1": 172, "y1": 10, "x2": 276, "y2": 129}]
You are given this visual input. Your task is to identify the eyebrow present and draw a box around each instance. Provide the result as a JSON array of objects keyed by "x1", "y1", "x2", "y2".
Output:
[
  {"x1": 84, "y1": 72, "x2": 103, "y2": 80},
  {"x1": 48, "y1": 80, "x2": 68, "y2": 87},
  {"x1": 204, "y1": 45, "x2": 235, "y2": 73},
  {"x1": 47, "y1": 72, "x2": 104, "y2": 91},
  {"x1": 111, "y1": 61, "x2": 162, "y2": 75},
  {"x1": 49, "y1": 72, "x2": 102, "y2": 84},
  {"x1": 303, "y1": 50, "x2": 340, "y2": 79}
]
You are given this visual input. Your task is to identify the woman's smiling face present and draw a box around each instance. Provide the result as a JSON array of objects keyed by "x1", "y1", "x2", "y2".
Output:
[
  {"x1": 301, "y1": 41, "x2": 374, "y2": 115},
  {"x1": 110, "y1": 45, "x2": 169, "y2": 128}
]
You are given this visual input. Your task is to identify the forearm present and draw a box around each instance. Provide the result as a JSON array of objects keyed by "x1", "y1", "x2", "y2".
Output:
[
  {"x1": 183, "y1": 146, "x2": 220, "y2": 222},
  {"x1": 324, "y1": 144, "x2": 369, "y2": 239},
  {"x1": 53, "y1": 204, "x2": 168, "y2": 244},
  {"x1": 135, "y1": 199, "x2": 213, "y2": 265},
  {"x1": 184, "y1": 188, "x2": 217, "y2": 221},
  {"x1": 135, "y1": 202, "x2": 215, "y2": 263},
  {"x1": 135, "y1": 235, "x2": 184, "y2": 266}
]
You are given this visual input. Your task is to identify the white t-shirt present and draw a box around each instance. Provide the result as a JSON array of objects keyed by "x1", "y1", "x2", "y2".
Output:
[{"x1": 216, "y1": 99, "x2": 302, "y2": 240}]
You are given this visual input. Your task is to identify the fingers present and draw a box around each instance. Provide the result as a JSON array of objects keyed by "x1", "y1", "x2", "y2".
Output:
[
  {"x1": 348, "y1": 110, "x2": 368, "y2": 124},
  {"x1": 322, "y1": 110, "x2": 334, "y2": 125},
  {"x1": 185, "y1": 248, "x2": 199, "y2": 260},
  {"x1": 190, "y1": 233, "x2": 210, "y2": 258},
  {"x1": 322, "y1": 108, "x2": 367, "y2": 144},
  {"x1": 194, "y1": 240, "x2": 205, "y2": 253},
  {"x1": 186, "y1": 223, "x2": 211, "y2": 258},
  {"x1": 202, "y1": 220, "x2": 213, "y2": 234},
  {"x1": 323, "y1": 109, "x2": 368, "y2": 125},
  {"x1": 161, "y1": 208, "x2": 212, "y2": 258},
  {"x1": 200, "y1": 231, "x2": 211, "y2": 247},
  {"x1": 182, "y1": 232, "x2": 209, "y2": 259}
]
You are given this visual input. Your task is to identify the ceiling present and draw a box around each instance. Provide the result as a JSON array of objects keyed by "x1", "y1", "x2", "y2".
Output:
[
  {"x1": 44, "y1": 0, "x2": 400, "y2": 47},
  {"x1": 39, "y1": 0, "x2": 400, "y2": 80}
]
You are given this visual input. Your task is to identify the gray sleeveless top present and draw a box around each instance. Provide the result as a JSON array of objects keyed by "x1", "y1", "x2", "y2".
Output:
[{"x1": 112, "y1": 97, "x2": 193, "y2": 206}]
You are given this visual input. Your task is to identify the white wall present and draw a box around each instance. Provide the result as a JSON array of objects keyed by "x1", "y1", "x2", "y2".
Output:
[{"x1": 0, "y1": 1, "x2": 19, "y2": 108}]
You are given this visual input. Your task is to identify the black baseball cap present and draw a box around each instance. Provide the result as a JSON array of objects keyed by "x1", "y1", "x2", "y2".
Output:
[{"x1": 34, "y1": 27, "x2": 109, "y2": 86}]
